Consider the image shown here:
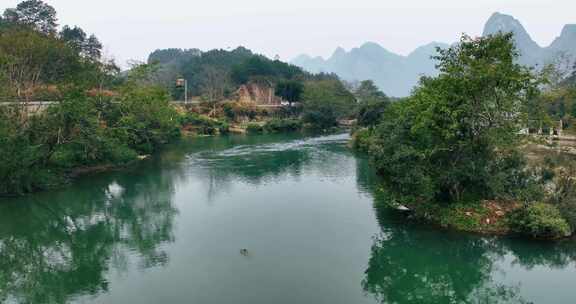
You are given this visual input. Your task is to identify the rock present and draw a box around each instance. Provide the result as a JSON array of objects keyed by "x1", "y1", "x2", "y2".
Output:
[{"x1": 396, "y1": 205, "x2": 411, "y2": 211}]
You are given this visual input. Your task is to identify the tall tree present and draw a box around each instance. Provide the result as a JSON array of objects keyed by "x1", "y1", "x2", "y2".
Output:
[
  {"x1": 84, "y1": 34, "x2": 102, "y2": 60},
  {"x1": 200, "y1": 66, "x2": 230, "y2": 116},
  {"x1": 355, "y1": 80, "x2": 387, "y2": 102},
  {"x1": 301, "y1": 79, "x2": 356, "y2": 129},
  {"x1": 2, "y1": 0, "x2": 58, "y2": 35},
  {"x1": 275, "y1": 79, "x2": 303, "y2": 105},
  {"x1": 367, "y1": 33, "x2": 541, "y2": 204},
  {"x1": 354, "y1": 80, "x2": 391, "y2": 127},
  {"x1": 0, "y1": 28, "x2": 78, "y2": 98},
  {"x1": 60, "y1": 25, "x2": 87, "y2": 52}
]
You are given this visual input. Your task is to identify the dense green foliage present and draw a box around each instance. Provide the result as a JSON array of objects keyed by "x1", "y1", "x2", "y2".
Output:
[
  {"x1": 0, "y1": 1, "x2": 179, "y2": 195},
  {"x1": 245, "y1": 119, "x2": 303, "y2": 134},
  {"x1": 275, "y1": 80, "x2": 304, "y2": 105},
  {"x1": 231, "y1": 57, "x2": 304, "y2": 84},
  {"x1": 535, "y1": 68, "x2": 576, "y2": 132},
  {"x1": 148, "y1": 47, "x2": 310, "y2": 101},
  {"x1": 361, "y1": 34, "x2": 540, "y2": 204},
  {"x1": 353, "y1": 80, "x2": 391, "y2": 127},
  {"x1": 301, "y1": 79, "x2": 356, "y2": 129},
  {"x1": 263, "y1": 119, "x2": 302, "y2": 133},
  {"x1": 509, "y1": 203, "x2": 571, "y2": 239},
  {"x1": 2, "y1": 0, "x2": 57, "y2": 34},
  {"x1": 2, "y1": 0, "x2": 331, "y2": 196},
  {"x1": 0, "y1": 73, "x2": 180, "y2": 195},
  {"x1": 350, "y1": 34, "x2": 576, "y2": 239},
  {"x1": 180, "y1": 112, "x2": 229, "y2": 135}
]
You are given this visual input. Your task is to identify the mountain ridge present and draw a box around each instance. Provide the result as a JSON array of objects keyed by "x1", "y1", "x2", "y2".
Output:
[{"x1": 291, "y1": 12, "x2": 576, "y2": 97}]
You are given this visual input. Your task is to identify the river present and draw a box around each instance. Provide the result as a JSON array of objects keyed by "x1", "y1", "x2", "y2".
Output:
[{"x1": 0, "y1": 133, "x2": 575, "y2": 304}]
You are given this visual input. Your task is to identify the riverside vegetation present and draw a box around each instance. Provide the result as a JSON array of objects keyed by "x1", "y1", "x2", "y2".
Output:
[
  {"x1": 353, "y1": 33, "x2": 576, "y2": 239},
  {"x1": 0, "y1": 0, "x2": 357, "y2": 196},
  {"x1": 3, "y1": 1, "x2": 576, "y2": 241}
]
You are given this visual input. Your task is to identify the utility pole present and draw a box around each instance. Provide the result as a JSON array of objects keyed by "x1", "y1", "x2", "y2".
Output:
[
  {"x1": 176, "y1": 78, "x2": 188, "y2": 104},
  {"x1": 184, "y1": 79, "x2": 188, "y2": 104}
]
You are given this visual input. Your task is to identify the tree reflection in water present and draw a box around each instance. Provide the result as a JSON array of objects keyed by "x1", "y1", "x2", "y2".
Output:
[
  {"x1": 0, "y1": 133, "x2": 352, "y2": 303},
  {"x1": 355, "y1": 155, "x2": 576, "y2": 304},
  {"x1": 0, "y1": 170, "x2": 178, "y2": 303},
  {"x1": 362, "y1": 226, "x2": 527, "y2": 304}
]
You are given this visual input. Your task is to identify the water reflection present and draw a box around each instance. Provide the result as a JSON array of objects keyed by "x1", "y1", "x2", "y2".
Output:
[
  {"x1": 0, "y1": 170, "x2": 178, "y2": 303},
  {"x1": 0, "y1": 133, "x2": 353, "y2": 303},
  {"x1": 362, "y1": 224, "x2": 526, "y2": 303},
  {"x1": 2, "y1": 133, "x2": 574, "y2": 304},
  {"x1": 182, "y1": 133, "x2": 351, "y2": 202},
  {"x1": 357, "y1": 156, "x2": 576, "y2": 304}
]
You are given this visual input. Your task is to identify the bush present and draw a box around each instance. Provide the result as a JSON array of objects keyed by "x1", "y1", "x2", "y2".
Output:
[
  {"x1": 180, "y1": 113, "x2": 228, "y2": 135},
  {"x1": 551, "y1": 165, "x2": 576, "y2": 231},
  {"x1": 351, "y1": 128, "x2": 374, "y2": 152},
  {"x1": 263, "y1": 119, "x2": 302, "y2": 133},
  {"x1": 246, "y1": 122, "x2": 264, "y2": 133},
  {"x1": 509, "y1": 203, "x2": 572, "y2": 239},
  {"x1": 118, "y1": 86, "x2": 181, "y2": 152},
  {"x1": 356, "y1": 100, "x2": 389, "y2": 127}
]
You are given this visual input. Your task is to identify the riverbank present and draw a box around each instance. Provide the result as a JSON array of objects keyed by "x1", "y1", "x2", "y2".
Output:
[
  {"x1": 354, "y1": 127, "x2": 576, "y2": 240},
  {"x1": 0, "y1": 113, "x2": 318, "y2": 198},
  {"x1": 402, "y1": 200, "x2": 519, "y2": 235}
]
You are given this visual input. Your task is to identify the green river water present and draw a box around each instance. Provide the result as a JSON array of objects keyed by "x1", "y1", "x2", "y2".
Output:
[{"x1": 1, "y1": 133, "x2": 575, "y2": 304}]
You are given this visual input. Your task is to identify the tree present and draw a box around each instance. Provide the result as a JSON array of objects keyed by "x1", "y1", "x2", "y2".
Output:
[
  {"x1": 231, "y1": 56, "x2": 304, "y2": 84},
  {"x1": 60, "y1": 25, "x2": 87, "y2": 52},
  {"x1": 275, "y1": 79, "x2": 303, "y2": 105},
  {"x1": 354, "y1": 80, "x2": 391, "y2": 127},
  {"x1": 84, "y1": 34, "x2": 103, "y2": 60},
  {"x1": 366, "y1": 33, "x2": 541, "y2": 204},
  {"x1": 2, "y1": 0, "x2": 58, "y2": 35},
  {"x1": 0, "y1": 15, "x2": 6, "y2": 29},
  {"x1": 200, "y1": 66, "x2": 230, "y2": 117},
  {"x1": 301, "y1": 79, "x2": 356, "y2": 129},
  {"x1": 355, "y1": 80, "x2": 386, "y2": 102},
  {"x1": 0, "y1": 27, "x2": 80, "y2": 98}
]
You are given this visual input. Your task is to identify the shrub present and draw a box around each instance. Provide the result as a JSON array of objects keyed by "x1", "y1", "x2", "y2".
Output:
[
  {"x1": 263, "y1": 119, "x2": 302, "y2": 133},
  {"x1": 351, "y1": 128, "x2": 375, "y2": 152},
  {"x1": 551, "y1": 166, "x2": 576, "y2": 231},
  {"x1": 246, "y1": 122, "x2": 263, "y2": 133},
  {"x1": 356, "y1": 100, "x2": 389, "y2": 127},
  {"x1": 509, "y1": 203, "x2": 572, "y2": 239},
  {"x1": 218, "y1": 121, "x2": 230, "y2": 134},
  {"x1": 180, "y1": 113, "x2": 228, "y2": 135},
  {"x1": 118, "y1": 86, "x2": 181, "y2": 152},
  {"x1": 224, "y1": 101, "x2": 259, "y2": 122}
]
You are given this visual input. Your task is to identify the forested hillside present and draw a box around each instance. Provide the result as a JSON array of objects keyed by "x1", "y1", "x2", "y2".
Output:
[{"x1": 147, "y1": 47, "x2": 324, "y2": 101}]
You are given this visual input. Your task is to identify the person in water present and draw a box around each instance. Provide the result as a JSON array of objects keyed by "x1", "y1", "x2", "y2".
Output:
[{"x1": 240, "y1": 249, "x2": 249, "y2": 256}]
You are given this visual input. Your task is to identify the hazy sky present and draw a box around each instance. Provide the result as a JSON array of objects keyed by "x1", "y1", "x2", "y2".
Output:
[{"x1": 2, "y1": 0, "x2": 575, "y2": 66}]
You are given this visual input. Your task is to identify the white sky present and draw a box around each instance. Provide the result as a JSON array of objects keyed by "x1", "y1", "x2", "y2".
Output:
[{"x1": 2, "y1": 0, "x2": 575, "y2": 66}]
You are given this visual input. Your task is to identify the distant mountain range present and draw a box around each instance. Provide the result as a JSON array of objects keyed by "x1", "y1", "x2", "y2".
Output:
[{"x1": 291, "y1": 12, "x2": 576, "y2": 97}]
